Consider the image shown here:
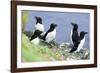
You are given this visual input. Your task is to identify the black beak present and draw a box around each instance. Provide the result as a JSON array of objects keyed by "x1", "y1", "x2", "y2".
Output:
[
  {"x1": 55, "y1": 24, "x2": 57, "y2": 27},
  {"x1": 53, "y1": 24, "x2": 57, "y2": 27},
  {"x1": 35, "y1": 16, "x2": 38, "y2": 19},
  {"x1": 71, "y1": 22, "x2": 75, "y2": 26},
  {"x1": 84, "y1": 32, "x2": 88, "y2": 34}
]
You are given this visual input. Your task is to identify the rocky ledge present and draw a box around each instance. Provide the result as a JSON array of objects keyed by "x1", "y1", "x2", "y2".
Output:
[
  {"x1": 58, "y1": 43, "x2": 90, "y2": 60},
  {"x1": 40, "y1": 41, "x2": 90, "y2": 61}
]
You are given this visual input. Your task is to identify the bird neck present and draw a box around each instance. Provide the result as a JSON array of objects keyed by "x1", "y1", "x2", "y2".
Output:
[
  {"x1": 80, "y1": 35, "x2": 85, "y2": 40},
  {"x1": 36, "y1": 21, "x2": 42, "y2": 24},
  {"x1": 73, "y1": 28, "x2": 78, "y2": 31},
  {"x1": 36, "y1": 23, "x2": 42, "y2": 25},
  {"x1": 50, "y1": 27, "x2": 55, "y2": 32}
]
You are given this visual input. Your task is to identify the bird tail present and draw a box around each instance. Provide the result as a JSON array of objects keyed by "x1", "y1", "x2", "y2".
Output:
[
  {"x1": 69, "y1": 46, "x2": 77, "y2": 53},
  {"x1": 29, "y1": 38, "x2": 32, "y2": 41}
]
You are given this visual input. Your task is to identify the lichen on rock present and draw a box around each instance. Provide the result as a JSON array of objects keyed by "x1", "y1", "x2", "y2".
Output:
[
  {"x1": 22, "y1": 33, "x2": 90, "y2": 62},
  {"x1": 58, "y1": 43, "x2": 90, "y2": 60}
]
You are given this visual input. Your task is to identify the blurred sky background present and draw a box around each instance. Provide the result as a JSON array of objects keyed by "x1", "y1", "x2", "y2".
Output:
[{"x1": 23, "y1": 10, "x2": 90, "y2": 49}]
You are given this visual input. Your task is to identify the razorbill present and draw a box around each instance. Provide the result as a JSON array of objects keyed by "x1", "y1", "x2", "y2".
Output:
[
  {"x1": 70, "y1": 22, "x2": 80, "y2": 45},
  {"x1": 30, "y1": 30, "x2": 43, "y2": 45},
  {"x1": 35, "y1": 16, "x2": 44, "y2": 32},
  {"x1": 42, "y1": 23, "x2": 57, "y2": 43},
  {"x1": 70, "y1": 31, "x2": 87, "y2": 53}
]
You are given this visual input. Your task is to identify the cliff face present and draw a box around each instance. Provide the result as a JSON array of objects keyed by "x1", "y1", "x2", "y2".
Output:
[{"x1": 22, "y1": 34, "x2": 90, "y2": 62}]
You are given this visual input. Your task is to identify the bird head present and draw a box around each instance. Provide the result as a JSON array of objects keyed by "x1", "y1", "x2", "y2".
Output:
[
  {"x1": 71, "y1": 22, "x2": 78, "y2": 30},
  {"x1": 80, "y1": 31, "x2": 88, "y2": 39},
  {"x1": 35, "y1": 16, "x2": 42, "y2": 24},
  {"x1": 80, "y1": 31, "x2": 88, "y2": 35},
  {"x1": 50, "y1": 23, "x2": 57, "y2": 28}
]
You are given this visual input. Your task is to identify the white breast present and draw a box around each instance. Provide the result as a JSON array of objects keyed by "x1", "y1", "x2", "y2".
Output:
[
  {"x1": 40, "y1": 32, "x2": 46, "y2": 37},
  {"x1": 75, "y1": 37, "x2": 85, "y2": 52},
  {"x1": 35, "y1": 23, "x2": 44, "y2": 32},
  {"x1": 31, "y1": 37, "x2": 40, "y2": 45},
  {"x1": 46, "y1": 29, "x2": 56, "y2": 43}
]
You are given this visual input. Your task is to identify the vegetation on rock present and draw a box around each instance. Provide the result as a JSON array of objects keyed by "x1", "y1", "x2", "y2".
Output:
[{"x1": 22, "y1": 33, "x2": 90, "y2": 62}]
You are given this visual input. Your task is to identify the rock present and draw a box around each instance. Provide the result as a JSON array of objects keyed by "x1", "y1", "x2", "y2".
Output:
[
  {"x1": 59, "y1": 43, "x2": 71, "y2": 48},
  {"x1": 29, "y1": 38, "x2": 90, "y2": 61},
  {"x1": 58, "y1": 42, "x2": 90, "y2": 60},
  {"x1": 24, "y1": 31, "x2": 34, "y2": 38}
]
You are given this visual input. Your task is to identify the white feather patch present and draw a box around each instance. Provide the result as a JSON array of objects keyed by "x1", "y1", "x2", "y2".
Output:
[
  {"x1": 40, "y1": 32, "x2": 46, "y2": 37},
  {"x1": 35, "y1": 23, "x2": 44, "y2": 32},
  {"x1": 31, "y1": 37, "x2": 40, "y2": 45},
  {"x1": 46, "y1": 29, "x2": 56, "y2": 43},
  {"x1": 75, "y1": 37, "x2": 85, "y2": 52}
]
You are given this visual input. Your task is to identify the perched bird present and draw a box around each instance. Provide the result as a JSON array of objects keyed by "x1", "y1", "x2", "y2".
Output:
[
  {"x1": 70, "y1": 31, "x2": 87, "y2": 53},
  {"x1": 35, "y1": 16, "x2": 44, "y2": 32},
  {"x1": 41, "y1": 23, "x2": 57, "y2": 43},
  {"x1": 30, "y1": 30, "x2": 43, "y2": 45},
  {"x1": 70, "y1": 22, "x2": 80, "y2": 45}
]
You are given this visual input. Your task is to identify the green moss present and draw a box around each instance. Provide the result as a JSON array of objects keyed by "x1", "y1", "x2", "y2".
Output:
[
  {"x1": 22, "y1": 34, "x2": 90, "y2": 62},
  {"x1": 22, "y1": 34, "x2": 62, "y2": 62}
]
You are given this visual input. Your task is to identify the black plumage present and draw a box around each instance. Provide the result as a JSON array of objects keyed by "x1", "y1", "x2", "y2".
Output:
[
  {"x1": 30, "y1": 30, "x2": 43, "y2": 41},
  {"x1": 70, "y1": 31, "x2": 87, "y2": 53},
  {"x1": 71, "y1": 22, "x2": 80, "y2": 45},
  {"x1": 41, "y1": 23, "x2": 57, "y2": 41},
  {"x1": 70, "y1": 40, "x2": 80, "y2": 53}
]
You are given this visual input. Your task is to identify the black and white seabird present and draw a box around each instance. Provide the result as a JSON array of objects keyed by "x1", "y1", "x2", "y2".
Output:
[
  {"x1": 41, "y1": 23, "x2": 57, "y2": 43},
  {"x1": 70, "y1": 31, "x2": 87, "y2": 53},
  {"x1": 35, "y1": 16, "x2": 44, "y2": 32},
  {"x1": 70, "y1": 22, "x2": 80, "y2": 45},
  {"x1": 30, "y1": 30, "x2": 43, "y2": 45}
]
